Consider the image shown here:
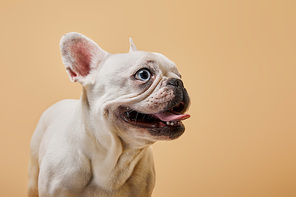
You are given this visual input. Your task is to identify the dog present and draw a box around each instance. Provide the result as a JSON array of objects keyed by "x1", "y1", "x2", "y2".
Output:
[{"x1": 28, "y1": 32, "x2": 190, "y2": 197}]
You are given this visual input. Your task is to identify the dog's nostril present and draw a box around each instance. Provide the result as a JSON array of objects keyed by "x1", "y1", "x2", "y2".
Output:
[{"x1": 167, "y1": 78, "x2": 183, "y2": 87}]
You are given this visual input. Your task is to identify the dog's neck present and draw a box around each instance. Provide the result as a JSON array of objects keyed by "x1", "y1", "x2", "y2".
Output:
[{"x1": 78, "y1": 87, "x2": 151, "y2": 190}]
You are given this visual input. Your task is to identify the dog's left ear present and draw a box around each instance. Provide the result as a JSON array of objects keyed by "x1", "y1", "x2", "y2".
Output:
[
  {"x1": 60, "y1": 32, "x2": 109, "y2": 85},
  {"x1": 129, "y1": 37, "x2": 137, "y2": 52}
]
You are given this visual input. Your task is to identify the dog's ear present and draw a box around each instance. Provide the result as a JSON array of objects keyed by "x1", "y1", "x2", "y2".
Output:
[
  {"x1": 129, "y1": 37, "x2": 137, "y2": 52},
  {"x1": 60, "y1": 32, "x2": 109, "y2": 85}
]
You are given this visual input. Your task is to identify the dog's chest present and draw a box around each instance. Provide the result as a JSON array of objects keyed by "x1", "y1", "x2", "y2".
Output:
[
  {"x1": 80, "y1": 148, "x2": 155, "y2": 196},
  {"x1": 81, "y1": 174, "x2": 153, "y2": 197},
  {"x1": 81, "y1": 161, "x2": 155, "y2": 197}
]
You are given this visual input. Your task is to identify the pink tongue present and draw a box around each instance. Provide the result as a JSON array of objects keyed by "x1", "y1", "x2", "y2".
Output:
[{"x1": 153, "y1": 111, "x2": 190, "y2": 122}]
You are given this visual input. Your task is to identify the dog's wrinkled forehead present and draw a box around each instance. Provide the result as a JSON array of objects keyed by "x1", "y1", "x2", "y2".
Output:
[{"x1": 99, "y1": 51, "x2": 181, "y2": 79}]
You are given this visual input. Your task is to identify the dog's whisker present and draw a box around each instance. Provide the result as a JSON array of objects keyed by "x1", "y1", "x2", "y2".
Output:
[
  {"x1": 135, "y1": 112, "x2": 139, "y2": 122},
  {"x1": 142, "y1": 114, "x2": 146, "y2": 121}
]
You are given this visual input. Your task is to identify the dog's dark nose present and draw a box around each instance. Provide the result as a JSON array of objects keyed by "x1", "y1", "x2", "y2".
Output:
[{"x1": 167, "y1": 78, "x2": 184, "y2": 88}]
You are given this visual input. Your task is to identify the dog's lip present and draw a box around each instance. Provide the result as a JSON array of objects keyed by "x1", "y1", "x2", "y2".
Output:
[
  {"x1": 117, "y1": 104, "x2": 188, "y2": 139},
  {"x1": 118, "y1": 102, "x2": 190, "y2": 129}
]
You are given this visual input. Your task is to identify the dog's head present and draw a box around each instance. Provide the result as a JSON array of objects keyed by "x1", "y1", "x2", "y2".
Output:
[{"x1": 60, "y1": 32, "x2": 190, "y2": 146}]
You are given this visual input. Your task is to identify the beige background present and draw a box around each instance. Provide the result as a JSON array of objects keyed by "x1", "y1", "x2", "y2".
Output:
[{"x1": 0, "y1": 0, "x2": 295, "y2": 196}]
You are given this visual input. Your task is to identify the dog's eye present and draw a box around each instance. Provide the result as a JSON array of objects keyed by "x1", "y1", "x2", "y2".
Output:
[{"x1": 135, "y1": 68, "x2": 151, "y2": 82}]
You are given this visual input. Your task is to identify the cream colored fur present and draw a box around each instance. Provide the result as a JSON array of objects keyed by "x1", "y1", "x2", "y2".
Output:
[{"x1": 28, "y1": 32, "x2": 184, "y2": 197}]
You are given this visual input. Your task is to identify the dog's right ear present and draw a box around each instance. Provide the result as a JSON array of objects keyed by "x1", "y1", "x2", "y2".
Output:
[{"x1": 60, "y1": 32, "x2": 109, "y2": 86}]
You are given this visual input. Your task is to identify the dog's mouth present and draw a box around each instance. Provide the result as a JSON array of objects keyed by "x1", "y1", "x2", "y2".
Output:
[{"x1": 119, "y1": 101, "x2": 190, "y2": 138}]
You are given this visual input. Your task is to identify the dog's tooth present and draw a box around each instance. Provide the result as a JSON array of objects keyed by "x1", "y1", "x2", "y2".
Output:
[
  {"x1": 125, "y1": 111, "x2": 130, "y2": 118},
  {"x1": 166, "y1": 121, "x2": 180, "y2": 126}
]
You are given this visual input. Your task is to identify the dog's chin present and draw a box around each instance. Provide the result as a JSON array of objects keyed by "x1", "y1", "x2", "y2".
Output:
[{"x1": 117, "y1": 102, "x2": 189, "y2": 140}]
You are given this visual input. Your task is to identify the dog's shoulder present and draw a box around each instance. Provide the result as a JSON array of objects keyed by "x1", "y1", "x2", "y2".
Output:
[
  {"x1": 30, "y1": 99, "x2": 82, "y2": 159},
  {"x1": 36, "y1": 99, "x2": 92, "y2": 195},
  {"x1": 38, "y1": 136, "x2": 92, "y2": 195},
  {"x1": 45, "y1": 99, "x2": 80, "y2": 116}
]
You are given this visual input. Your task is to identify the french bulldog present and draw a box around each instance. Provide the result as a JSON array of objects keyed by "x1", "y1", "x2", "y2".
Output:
[{"x1": 28, "y1": 32, "x2": 190, "y2": 197}]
